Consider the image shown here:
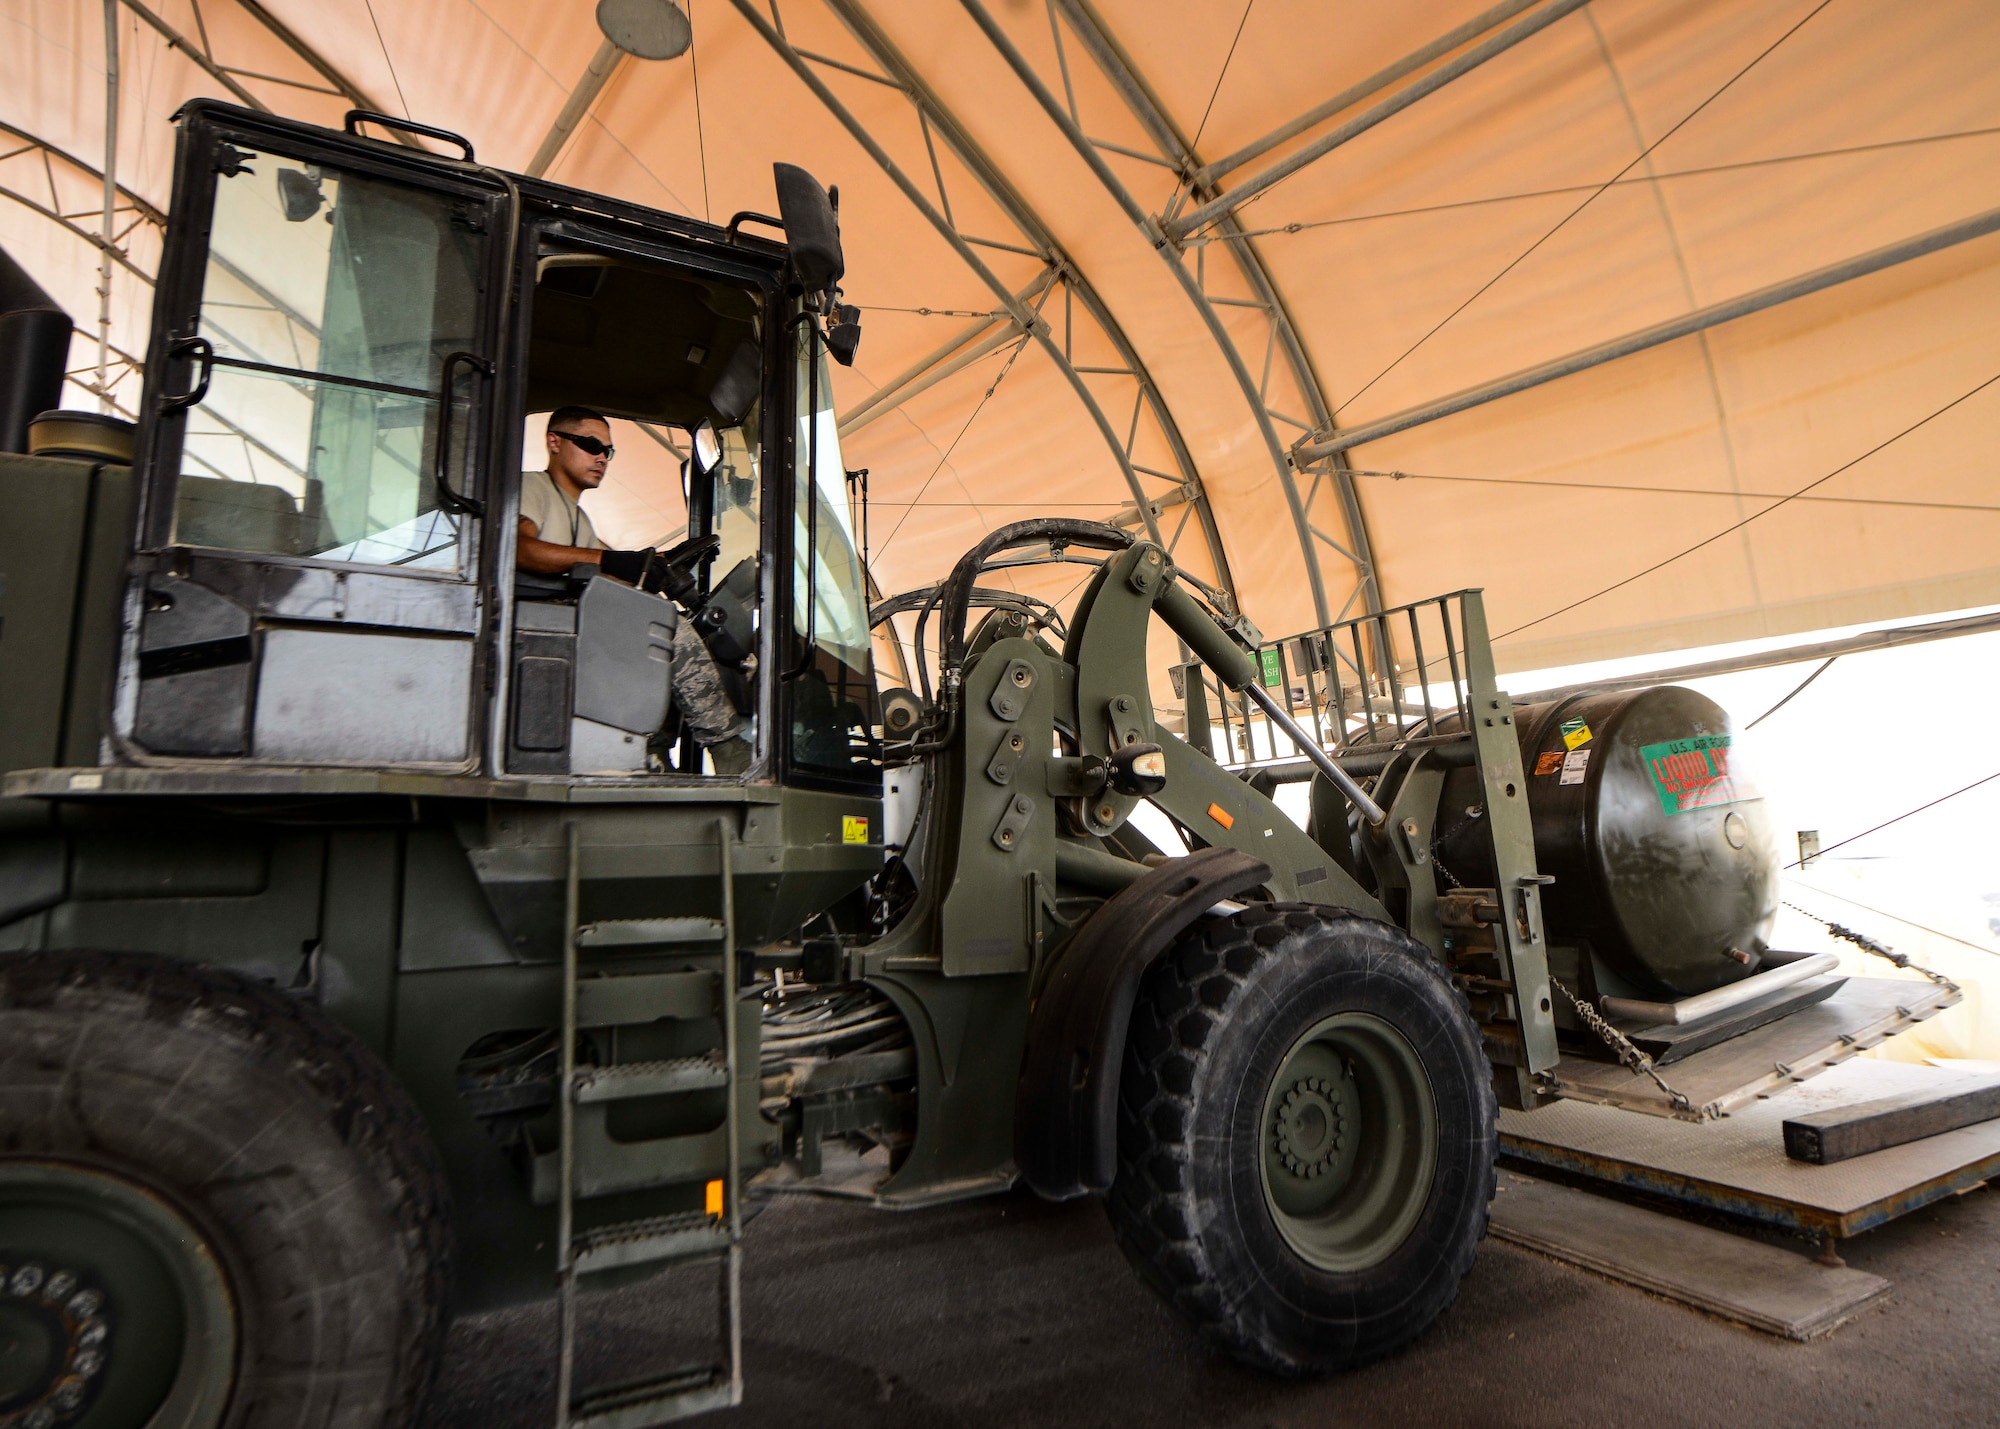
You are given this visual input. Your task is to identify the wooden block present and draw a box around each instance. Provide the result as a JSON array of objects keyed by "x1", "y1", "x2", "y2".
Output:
[
  {"x1": 1488, "y1": 1173, "x2": 1888, "y2": 1340},
  {"x1": 1784, "y1": 1077, "x2": 2000, "y2": 1164}
]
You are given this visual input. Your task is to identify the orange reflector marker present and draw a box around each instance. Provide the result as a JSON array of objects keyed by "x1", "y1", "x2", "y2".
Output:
[
  {"x1": 705, "y1": 1178, "x2": 724, "y2": 1218},
  {"x1": 1207, "y1": 802, "x2": 1234, "y2": 830}
]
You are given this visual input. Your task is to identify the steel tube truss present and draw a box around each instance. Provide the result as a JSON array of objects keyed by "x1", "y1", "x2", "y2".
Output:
[
  {"x1": 821, "y1": 0, "x2": 1243, "y2": 611},
  {"x1": 963, "y1": 0, "x2": 1346, "y2": 626},
  {"x1": 1294, "y1": 200, "x2": 2000, "y2": 463},
  {"x1": 1190, "y1": 0, "x2": 1546, "y2": 192},
  {"x1": 734, "y1": 0, "x2": 1249, "y2": 620},
  {"x1": 119, "y1": 0, "x2": 266, "y2": 110},
  {"x1": 1164, "y1": 0, "x2": 1595, "y2": 243},
  {"x1": 1050, "y1": 0, "x2": 1383, "y2": 622},
  {"x1": 0, "y1": 120, "x2": 163, "y2": 272},
  {"x1": 1506, "y1": 607, "x2": 2000, "y2": 705},
  {"x1": 121, "y1": 0, "x2": 418, "y2": 146},
  {"x1": 837, "y1": 272, "x2": 1054, "y2": 438},
  {"x1": 230, "y1": 0, "x2": 411, "y2": 132},
  {"x1": 0, "y1": 119, "x2": 162, "y2": 412}
]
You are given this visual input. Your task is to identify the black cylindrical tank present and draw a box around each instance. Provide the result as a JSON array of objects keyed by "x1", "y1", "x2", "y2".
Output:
[{"x1": 1433, "y1": 686, "x2": 1779, "y2": 998}]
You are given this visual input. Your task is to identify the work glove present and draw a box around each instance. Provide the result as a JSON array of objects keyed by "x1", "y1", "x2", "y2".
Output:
[
  {"x1": 597, "y1": 535, "x2": 722, "y2": 602},
  {"x1": 595, "y1": 548, "x2": 657, "y2": 587},
  {"x1": 648, "y1": 533, "x2": 722, "y2": 602}
]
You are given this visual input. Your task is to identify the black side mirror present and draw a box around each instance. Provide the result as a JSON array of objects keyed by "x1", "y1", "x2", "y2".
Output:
[
  {"x1": 277, "y1": 168, "x2": 324, "y2": 222},
  {"x1": 773, "y1": 163, "x2": 843, "y2": 297},
  {"x1": 825, "y1": 303, "x2": 862, "y2": 366}
]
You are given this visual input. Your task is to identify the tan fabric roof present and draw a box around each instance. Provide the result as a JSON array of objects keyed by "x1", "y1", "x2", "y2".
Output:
[{"x1": 9, "y1": 0, "x2": 1998, "y2": 675}]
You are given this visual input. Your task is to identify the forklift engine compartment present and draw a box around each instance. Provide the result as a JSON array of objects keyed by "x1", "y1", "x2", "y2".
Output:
[{"x1": 0, "y1": 100, "x2": 1961, "y2": 1429}]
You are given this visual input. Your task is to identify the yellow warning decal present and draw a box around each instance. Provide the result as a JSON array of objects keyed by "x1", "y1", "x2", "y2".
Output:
[
  {"x1": 1560, "y1": 717, "x2": 1592, "y2": 750},
  {"x1": 842, "y1": 815, "x2": 870, "y2": 845}
]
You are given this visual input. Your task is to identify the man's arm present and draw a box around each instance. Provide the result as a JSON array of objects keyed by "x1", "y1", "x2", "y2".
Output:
[
  {"x1": 517, "y1": 515, "x2": 604, "y2": 575},
  {"x1": 516, "y1": 517, "x2": 721, "y2": 594}
]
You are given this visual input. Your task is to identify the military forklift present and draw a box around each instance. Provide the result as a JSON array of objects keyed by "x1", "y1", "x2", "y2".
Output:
[{"x1": 0, "y1": 100, "x2": 1958, "y2": 1429}]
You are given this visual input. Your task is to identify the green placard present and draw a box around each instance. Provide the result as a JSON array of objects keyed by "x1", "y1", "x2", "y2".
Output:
[
  {"x1": 1258, "y1": 647, "x2": 1284, "y2": 688},
  {"x1": 1639, "y1": 733, "x2": 1747, "y2": 816}
]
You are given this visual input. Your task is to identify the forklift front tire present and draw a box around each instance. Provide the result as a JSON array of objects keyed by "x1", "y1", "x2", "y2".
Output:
[
  {"x1": 1107, "y1": 906, "x2": 1496, "y2": 1375},
  {"x1": 0, "y1": 951, "x2": 453, "y2": 1427}
]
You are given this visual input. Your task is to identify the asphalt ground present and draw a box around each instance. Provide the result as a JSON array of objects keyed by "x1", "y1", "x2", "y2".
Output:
[{"x1": 423, "y1": 1173, "x2": 2000, "y2": 1429}]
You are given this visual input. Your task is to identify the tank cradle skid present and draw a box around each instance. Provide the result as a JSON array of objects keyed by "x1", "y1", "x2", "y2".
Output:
[{"x1": 0, "y1": 100, "x2": 1947, "y2": 1429}]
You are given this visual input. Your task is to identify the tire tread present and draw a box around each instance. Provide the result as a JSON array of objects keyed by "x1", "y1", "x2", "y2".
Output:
[
  {"x1": 1106, "y1": 905, "x2": 1497, "y2": 1375},
  {"x1": 0, "y1": 950, "x2": 453, "y2": 1426}
]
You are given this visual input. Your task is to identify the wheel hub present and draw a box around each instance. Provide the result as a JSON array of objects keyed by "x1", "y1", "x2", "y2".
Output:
[
  {"x1": 0, "y1": 1162, "x2": 234, "y2": 1429},
  {"x1": 0, "y1": 1260, "x2": 111, "y2": 1425},
  {"x1": 1269, "y1": 1076, "x2": 1348, "y2": 1178},
  {"x1": 1258, "y1": 1012, "x2": 1440, "y2": 1273}
]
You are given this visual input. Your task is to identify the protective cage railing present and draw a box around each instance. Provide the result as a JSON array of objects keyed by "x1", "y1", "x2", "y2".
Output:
[{"x1": 1179, "y1": 590, "x2": 1489, "y2": 773}]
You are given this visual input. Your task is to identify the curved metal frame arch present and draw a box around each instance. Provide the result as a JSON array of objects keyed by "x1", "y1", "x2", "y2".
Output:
[
  {"x1": 727, "y1": 0, "x2": 1249, "y2": 623},
  {"x1": 820, "y1": 0, "x2": 1241, "y2": 617},
  {"x1": 955, "y1": 0, "x2": 1334, "y2": 627},
  {"x1": 732, "y1": 1, "x2": 1264, "y2": 624},
  {"x1": 1046, "y1": 0, "x2": 1383, "y2": 621}
]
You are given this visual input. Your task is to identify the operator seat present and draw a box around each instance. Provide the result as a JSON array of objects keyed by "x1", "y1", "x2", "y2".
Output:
[{"x1": 508, "y1": 571, "x2": 677, "y2": 775}]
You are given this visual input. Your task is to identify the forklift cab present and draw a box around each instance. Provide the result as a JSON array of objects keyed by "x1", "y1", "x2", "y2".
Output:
[{"x1": 120, "y1": 101, "x2": 879, "y2": 791}]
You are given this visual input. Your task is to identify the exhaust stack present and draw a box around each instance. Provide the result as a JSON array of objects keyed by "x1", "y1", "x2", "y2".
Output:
[{"x1": 0, "y1": 246, "x2": 74, "y2": 453}]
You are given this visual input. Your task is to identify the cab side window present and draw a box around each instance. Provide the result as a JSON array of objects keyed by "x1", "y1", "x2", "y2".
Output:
[{"x1": 174, "y1": 149, "x2": 484, "y2": 570}]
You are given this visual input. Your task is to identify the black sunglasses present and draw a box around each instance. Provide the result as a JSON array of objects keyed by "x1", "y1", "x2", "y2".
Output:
[{"x1": 552, "y1": 429, "x2": 615, "y2": 460}]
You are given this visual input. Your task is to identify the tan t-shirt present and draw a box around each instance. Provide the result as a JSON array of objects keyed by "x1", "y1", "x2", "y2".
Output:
[{"x1": 519, "y1": 469, "x2": 601, "y2": 550}]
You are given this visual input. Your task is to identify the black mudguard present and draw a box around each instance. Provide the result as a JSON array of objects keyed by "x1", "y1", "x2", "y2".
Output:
[{"x1": 1015, "y1": 846, "x2": 1272, "y2": 1200}]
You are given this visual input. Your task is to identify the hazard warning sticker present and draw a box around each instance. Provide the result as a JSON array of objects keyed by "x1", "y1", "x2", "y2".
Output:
[
  {"x1": 1533, "y1": 750, "x2": 1564, "y2": 776},
  {"x1": 1559, "y1": 748, "x2": 1591, "y2": 785},
  {"x1": 1560, "y1": 717, "x2": 1592, "y2": 750},
  {"x1": 1639, "y1": 734, "x2": 1748, "y2": 816}
]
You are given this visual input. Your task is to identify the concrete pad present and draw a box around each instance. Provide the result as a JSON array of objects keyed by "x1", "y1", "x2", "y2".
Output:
[{"x1": 1488, "y1": 1172, "x2": 1890, "y2": 1340}]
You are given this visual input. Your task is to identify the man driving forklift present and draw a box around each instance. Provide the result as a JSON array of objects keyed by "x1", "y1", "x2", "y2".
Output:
[{"x1": 518, "y1": 405, "x2": 752, "y2": 775}]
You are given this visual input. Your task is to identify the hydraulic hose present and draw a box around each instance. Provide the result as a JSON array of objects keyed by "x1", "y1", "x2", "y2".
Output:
[{"x1": 936, "y1": 519, "x2": 1133, "y2": 706}]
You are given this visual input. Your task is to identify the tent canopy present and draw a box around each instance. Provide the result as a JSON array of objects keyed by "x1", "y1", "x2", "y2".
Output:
[{"x1": 10, "y1": 0, "x2": 1998, "y2": 678}]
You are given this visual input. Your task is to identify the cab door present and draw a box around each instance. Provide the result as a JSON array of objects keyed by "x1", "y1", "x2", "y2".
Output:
[{"x1": 120, "y1": 104, "x2": 507, "y2": 768}]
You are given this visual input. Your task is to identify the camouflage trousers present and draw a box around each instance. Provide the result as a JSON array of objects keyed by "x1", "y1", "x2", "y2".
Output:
[{"x1": 668, "y1": 620, "x2": 749, "y2": 747}]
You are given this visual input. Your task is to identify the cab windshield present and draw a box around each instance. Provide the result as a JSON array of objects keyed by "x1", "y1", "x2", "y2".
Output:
[{"x1": 787, "y1": 324, "x2": 878, "y2": 782}]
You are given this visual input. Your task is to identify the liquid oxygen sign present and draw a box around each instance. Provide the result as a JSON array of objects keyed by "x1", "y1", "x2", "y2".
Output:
[{"x1": 1639, "y1": 733, "x2": 1753, "y2": 817}]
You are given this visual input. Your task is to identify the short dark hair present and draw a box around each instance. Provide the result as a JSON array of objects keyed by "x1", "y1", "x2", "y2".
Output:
[{"x1": 547, "y1": 405, "x2": 608, "y2": 431}]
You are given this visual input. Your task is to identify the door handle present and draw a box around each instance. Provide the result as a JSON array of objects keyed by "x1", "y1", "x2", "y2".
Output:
[
  {"x1": 157, "y1": 335, "x2": 214, "y2": 412},
  {"x1": 434, "y1": 350, "x2": 493, "y2": 518}
]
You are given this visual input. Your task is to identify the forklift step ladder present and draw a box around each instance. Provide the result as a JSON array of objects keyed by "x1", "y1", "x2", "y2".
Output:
[{"x1": 554, "y1": 820, "x2": 745, "y2": 1428}]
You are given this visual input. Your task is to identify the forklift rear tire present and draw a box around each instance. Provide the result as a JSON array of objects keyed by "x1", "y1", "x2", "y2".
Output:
[
  {"x1": 1107, "y1": 906, "x2": 1496, "y2": 1375},
  {"x1": 0, "y1": 951, "x2": 453, "y2": 1428}
]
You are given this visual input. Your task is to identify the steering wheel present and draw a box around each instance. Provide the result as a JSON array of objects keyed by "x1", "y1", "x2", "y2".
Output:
[{"x1": 643, "y1": 533, "x2": 722, "y2": 601}]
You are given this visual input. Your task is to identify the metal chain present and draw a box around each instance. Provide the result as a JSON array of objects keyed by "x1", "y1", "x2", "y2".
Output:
[
  {"x1": 1429, "y1": 810, "x2": 1481, "y2": 891},
  {"x1": 1547, "y1": 905, "x2": 1952, "y2": 1119},
  {"x1": 1782, "y1": 900, "x2": 1960, "y2": 995},
  {"x1": 1547, "y1": 974, "x2": 1694, "y2": 1114}
]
